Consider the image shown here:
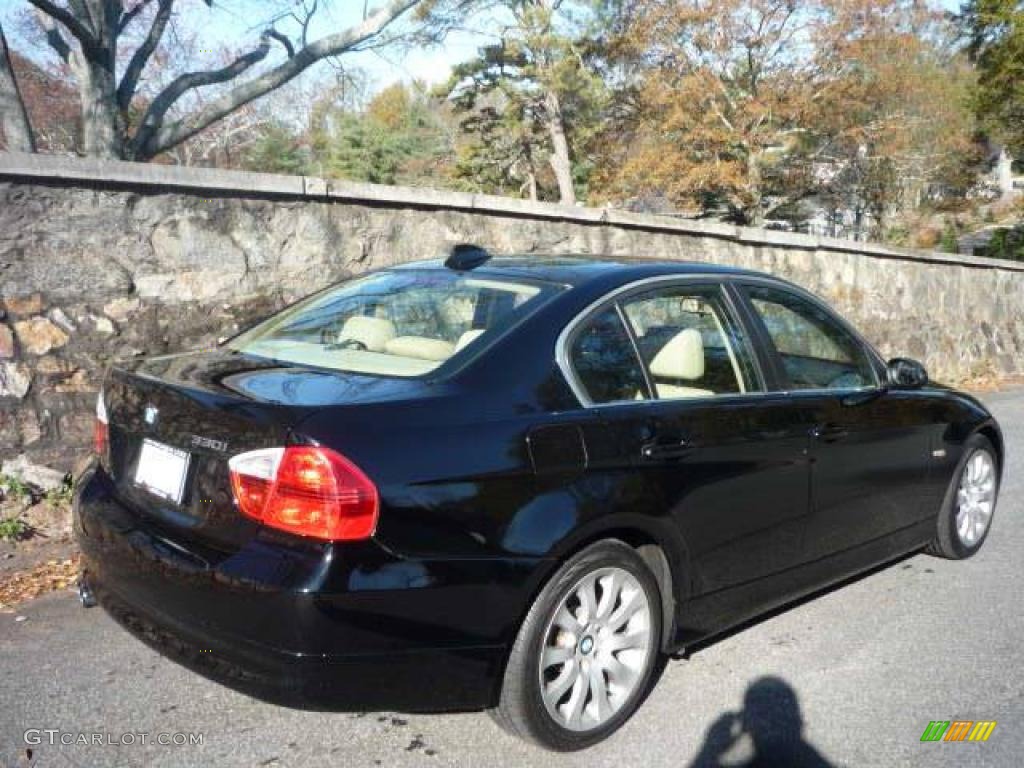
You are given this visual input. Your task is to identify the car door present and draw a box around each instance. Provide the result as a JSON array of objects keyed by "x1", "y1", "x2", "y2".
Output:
[
  {"x1": 736, "y1": 281, "x2": 934, "y2": 561},
  {"x1": 561, "y1": 279, "x2": 813, "y2": 594}
]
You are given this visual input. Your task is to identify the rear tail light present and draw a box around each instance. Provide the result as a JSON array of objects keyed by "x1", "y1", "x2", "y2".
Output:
[
  {"x1": 94, "y1": 390, "x2": 109, "y2": 458},
  {"x1": 227, "y1": 445, "x2": 379, "y2": 541}
]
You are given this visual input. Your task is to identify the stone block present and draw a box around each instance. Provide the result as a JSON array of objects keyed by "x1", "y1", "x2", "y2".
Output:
[
  {"x1": 0, "y1": 362, "x2": 31, "y2": 399},
  {"x1": 0, "y1": 325, "x2": 13, "y2": 358},
  {"x1": 0, "y1": 453, "x2": 67, "y2": 492},
  {"x1": 2, "y1": 293, "x2": 43, "y2": 316},
  {"x1": 103, "y1": 297, "x2": 141, "y2": 322},
  {"x1": 14, "y1": 317, "x2": 69, "y2": 355}
]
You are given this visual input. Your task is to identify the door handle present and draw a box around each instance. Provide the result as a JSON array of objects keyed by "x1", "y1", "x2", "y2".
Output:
[
  {"x1": 641, "y1": 438, "x2": 695, "y2": 461},
  {"x1": 811, "y1": 423, "x2": 849, "y2": 442}
]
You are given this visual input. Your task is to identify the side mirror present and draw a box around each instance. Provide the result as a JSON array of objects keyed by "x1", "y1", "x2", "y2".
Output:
[{"x1": 887, "y1": 357, "x2": 928, "y2": 389}]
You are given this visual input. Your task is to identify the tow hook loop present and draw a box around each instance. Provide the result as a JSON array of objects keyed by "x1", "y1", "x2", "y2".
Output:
[{"x1": 78, "y1": 573, "x2": 97, "y2": 608}]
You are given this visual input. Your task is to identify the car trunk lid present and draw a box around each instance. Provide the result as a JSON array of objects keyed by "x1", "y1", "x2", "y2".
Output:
[{"x1": 101, "y1": 348, "x2": 431, "y2": 550}]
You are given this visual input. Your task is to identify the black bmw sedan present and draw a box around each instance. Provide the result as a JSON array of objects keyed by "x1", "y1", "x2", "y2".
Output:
[{"x1": 74, "y1": 248, "x2": 1002, "y2": 751}]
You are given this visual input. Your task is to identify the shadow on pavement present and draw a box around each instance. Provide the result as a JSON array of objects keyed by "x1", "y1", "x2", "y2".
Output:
[{"x1": 688, "y1": 676, "x2": 835, "y2": 768}]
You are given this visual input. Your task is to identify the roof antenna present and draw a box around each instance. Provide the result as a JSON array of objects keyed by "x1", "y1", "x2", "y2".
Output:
[{"x1": 445, "y1": 244, "x2": 491, "y2": 271}]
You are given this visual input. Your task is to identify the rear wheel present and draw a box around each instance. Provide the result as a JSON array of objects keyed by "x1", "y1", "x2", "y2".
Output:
[
  {"x1": 927, "y1": 434, "x2": 999, "y2": 559},
  {"x1": 491, "y1": 540, "x2": 663, "y2": 751}
]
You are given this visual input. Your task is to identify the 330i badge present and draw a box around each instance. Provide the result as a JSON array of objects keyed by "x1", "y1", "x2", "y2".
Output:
[{"x1": 74, "y1": 246, "x2": 1002, "y2": 750}]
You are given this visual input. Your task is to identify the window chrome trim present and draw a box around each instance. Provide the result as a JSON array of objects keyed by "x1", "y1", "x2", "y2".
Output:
[
  {"x1": 614, "y1": 301, "x2": 655, "y2": 401},
  {"x1": 555, "y1": 272, "x2": 887, "y2": 409}
]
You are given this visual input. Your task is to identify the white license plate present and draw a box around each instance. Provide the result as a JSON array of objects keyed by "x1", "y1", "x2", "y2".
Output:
[{"x1": 134, "y1": 439, "x2": 190, "y2": 504}]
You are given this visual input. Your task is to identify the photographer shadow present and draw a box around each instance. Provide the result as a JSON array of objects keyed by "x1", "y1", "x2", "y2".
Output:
[{"x1": 689, "y1": 676, "x2": 835, "y2": 768}]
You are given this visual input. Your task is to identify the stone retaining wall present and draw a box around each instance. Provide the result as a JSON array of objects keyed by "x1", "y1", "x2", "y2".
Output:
[{"x1": 2, "y1": 152, "x2": 1023, "y2": 473}]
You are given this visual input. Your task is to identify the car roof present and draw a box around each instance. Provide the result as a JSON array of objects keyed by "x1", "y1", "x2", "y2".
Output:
[{"x1": 393, "y1": 254, "x2": 763, "y2": 289}]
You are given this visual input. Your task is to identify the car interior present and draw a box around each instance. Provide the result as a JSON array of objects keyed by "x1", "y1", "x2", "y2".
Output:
[
  {"x1": 570, "y1": 293, "x2": 750, "y2": 403},
  {"x1": 624, "y1": 294, "x2": 748, "y2": 399},
  {"x1": 232, "y1": 274, "x2": 545, "y2": 377},
  {"x1": 749, "y1": 295, "x2": 875, "y2": 390}
]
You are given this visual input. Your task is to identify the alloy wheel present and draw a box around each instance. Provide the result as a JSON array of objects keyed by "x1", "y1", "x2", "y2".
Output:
[
  {"x1": 955, "y1": 449, "x2": 996, "y2": 547},
  {"x1": 538, "y1": 566, "x2": 653, "y2": 732}
]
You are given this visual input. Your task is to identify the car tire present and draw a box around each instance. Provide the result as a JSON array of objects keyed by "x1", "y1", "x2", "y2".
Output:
[
  {"x1": 490, "y1": 539, "x2": 663, "y2": 751},
  {"x1": 926, "y1": 434, "x2": 999, "y2": 560}
]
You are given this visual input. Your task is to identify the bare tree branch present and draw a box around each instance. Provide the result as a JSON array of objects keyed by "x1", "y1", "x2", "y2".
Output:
[
  {"x1": 134, "y1": 0, "x2": 422, "y2": 158},
  {"x1": 37, "y1": 10, "x2": 73, "y2": 63},
  {"x1": 117, "y1": 0, "x2": 174, "y2": 111},
  {"x1": 131, "y1": 32, "x2": 274, "y2": 157},
  {"x1": 266, "y1": 28, "x2": 295, "y2": 58},
  {"x1": 293, "y1": 0, "x2": 318, "y2": 47},
  {"x1": 26, "y1": 0, "x2": 99, "y2": 54},
  {"x1": 118, "y1": 0, "x2": 156, "y2": 33},
  {"x1": 69, "y1": 0, "x2": 98, "y2": 34}
]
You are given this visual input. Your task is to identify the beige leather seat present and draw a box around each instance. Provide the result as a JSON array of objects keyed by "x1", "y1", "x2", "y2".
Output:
[
  {"x1": 454, "y1": 329, "x2": 485, "y2": 352},
  {"x1": 384, "y1": 336, "x2": 456, "y2": 362},
  {"x1": 649, "y1": 328, "x2": 714, "y2": 399},
  {"x1": 338, "y1": 316, "x2": 396, "y2": 352}
]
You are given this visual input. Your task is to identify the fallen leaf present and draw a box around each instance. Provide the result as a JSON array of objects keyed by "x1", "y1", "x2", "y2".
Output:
[{"x1": 0, "y1": 555, "x2": 81, "y2": 609}]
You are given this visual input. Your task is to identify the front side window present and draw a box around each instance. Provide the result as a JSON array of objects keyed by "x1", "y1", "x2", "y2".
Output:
[
  {"x1": 229, "y1": 270, "x2": 558, "y2": 377},
  {"x1": 620, "y1": 286, "x2": 757, "y2": 399},
  {"x1": 568, "y1": 307, "x2": 649, "y2": 404},
  {"x1": 746, "y1": 285, "x2": 876, "y2": 390}
]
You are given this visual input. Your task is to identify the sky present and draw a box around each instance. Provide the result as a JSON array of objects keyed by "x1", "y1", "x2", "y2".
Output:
[{"x1": 1, "y1": 0, "x2": 968, "y2": 98}]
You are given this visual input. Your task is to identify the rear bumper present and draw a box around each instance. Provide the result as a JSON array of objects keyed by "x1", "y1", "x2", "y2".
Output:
[
  {"x1": 74, "y1": 462, "x2": 540, "y2": 712},
  {"x1": 87, "y1": 578, "x2": 503, "y2": 711}
]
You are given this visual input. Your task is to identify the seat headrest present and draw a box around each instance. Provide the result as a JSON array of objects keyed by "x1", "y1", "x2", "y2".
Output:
[
  {"x1": 454, "y1": 329, "x2": 485, "y2": 352},
  {"x1": 339, "y1": 316, "x2": 396, "y2": 352},
  {"x1": 649, "y1": 328, "x2": 705, "y2": 381},
  {"x1": 384, "y1": 336, "x2": 455, "y2": 362}
]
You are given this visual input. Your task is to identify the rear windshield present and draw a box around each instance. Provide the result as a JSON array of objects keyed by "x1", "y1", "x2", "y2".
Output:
[{"x1": 228, "y1": 269, "x2": 560, "y2": 377}]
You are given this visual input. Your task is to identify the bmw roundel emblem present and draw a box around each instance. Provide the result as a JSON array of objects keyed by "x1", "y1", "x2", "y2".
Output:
[{"x1": 144, "y1": 405, "x2": 159, "y2": 426}]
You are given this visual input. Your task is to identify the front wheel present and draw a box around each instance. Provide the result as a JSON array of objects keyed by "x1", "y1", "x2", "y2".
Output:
[
  {"x1": 927, "y1": 434, "x2": 999, "y2": 559},
  {"x1": 491, "y1": 539, "x2": 663, "y2": 751}
]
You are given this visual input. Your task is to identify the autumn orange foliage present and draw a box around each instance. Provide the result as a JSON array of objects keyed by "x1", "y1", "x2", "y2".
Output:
[{"x1": 591, "y1": 0, "x2": 979, "y2": 229}]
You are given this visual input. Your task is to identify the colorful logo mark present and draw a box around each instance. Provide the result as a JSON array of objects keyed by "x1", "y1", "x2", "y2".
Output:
[{"x1": 921, "y1": 720, "x2": 997, "y2": 742}]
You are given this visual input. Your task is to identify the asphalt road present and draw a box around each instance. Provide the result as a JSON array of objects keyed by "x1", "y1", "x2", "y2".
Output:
[{"x1": 2, "y1": 390, "x2": 1023, "y2": 768}]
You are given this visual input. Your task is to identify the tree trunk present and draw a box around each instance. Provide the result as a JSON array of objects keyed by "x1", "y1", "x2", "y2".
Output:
[
  {"x1": 745, "y1": 150, "x2": 764, "y2": 226},
  {"x1": 0, "y1": 23, "x2": 36, "y2": 152},
  {"x1": 544, "y1": 89, "x2": 576, "y2": 205},
  {"x1": 73, "y1": 0, "x2": 124, "y2": 159},
  {"x1": 33, "y1": 0, "x2": 125, "y2": 158},
  {"x1": 77, "y1": 55, "x2": 124, "y2": 158}
]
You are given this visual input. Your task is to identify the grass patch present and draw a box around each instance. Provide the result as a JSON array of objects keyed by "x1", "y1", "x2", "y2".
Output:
[
  {"x1": 0, "y1": 516, "x2": 29, "y2": 541},
  {"x1": 45, "y1": 477, "x2": 74, "y2": 507},
  {"x1": 0, "y1": 474, "x2": 33, "y2": 503}
]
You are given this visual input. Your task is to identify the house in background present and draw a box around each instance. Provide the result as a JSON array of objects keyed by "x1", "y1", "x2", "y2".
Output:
[{"x1": 992, "y1": 147, "x2": 1023, "y2": 200}]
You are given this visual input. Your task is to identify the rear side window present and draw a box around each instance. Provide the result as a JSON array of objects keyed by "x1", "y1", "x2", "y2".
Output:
[
  {"x1": 745, "y1": 285, "x2": 876, "y2": 390},
  {"x1": 568, "y1": 307, "x2": 649, "y2": 404},
  {"x1": 229, "y1": 270, "x2": 558, "y2": 377},
  {"x1": 620, "y1": 287, "x2": 757, "y2": 398}
]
